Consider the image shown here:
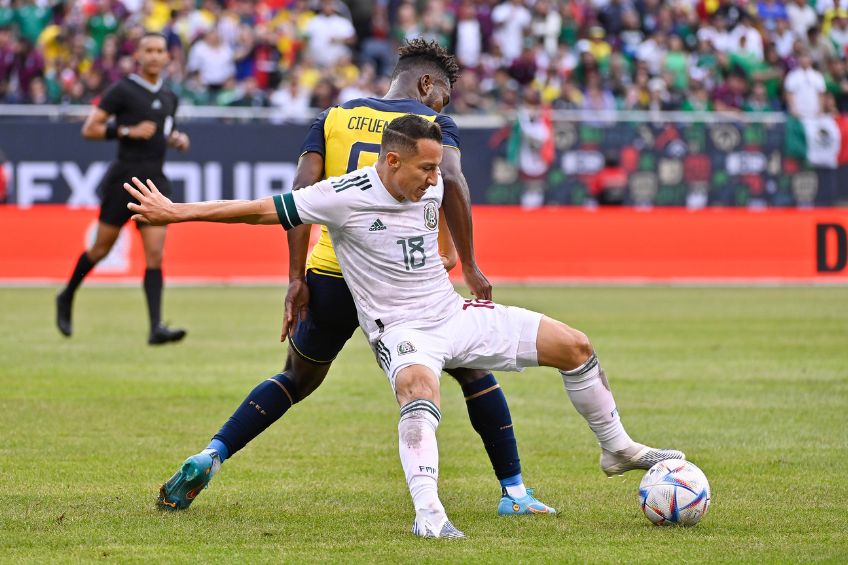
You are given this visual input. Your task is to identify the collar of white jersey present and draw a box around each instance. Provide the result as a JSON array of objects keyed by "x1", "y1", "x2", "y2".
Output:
[{"x1": 129, "y1": 74, "x2": 164, "y2": 93}]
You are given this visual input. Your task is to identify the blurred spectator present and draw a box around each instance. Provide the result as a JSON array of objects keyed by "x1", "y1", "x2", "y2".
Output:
[
  {"x1": 491, "y1": 0, "x2": 532, "y2": 62},
  {"x1": 13, "y1": 0, "x2": 51, "y2": 44},
  {"x1": 787, "y1": 0, "x2": 818, "y2": 40},
  {"x1": 232, "y1": 76, "x2": 270, "y2": 107},
  {"x1": 270, "y1": 74, "x2": 310, "y2": 122},
  {"x1": 588, "y1": 151, "x2": 628, "y2": 206},
  {"x1": 772, "y1": 18, "x2": 797, "y2": 59},
  {"x1": 304, "y1": 0, "x2": 355, "y2": 68},
  {"x1": 824, "y1": 56, "x2": 848, "y2": 112},
  {"x1": 508, "y1": 40, "x2": 538, "y2": 85},
  {"x1": 744, "y1": 81, "x2": 780, "y2": 111},
  {"x1": 830, "y1": 14, "x2": 848, "y2": 57},
  {"x1": 758, "y1": 0, "x2": 788, "y2": 34},
  {"x1": 512, "y1": 90, "x2": 553, "y2": 209},
  {"x1": 713, "y1": 67, "x2": 749, "y2": 111},
  {"x1": 93, "y1": 35, "x2": 124, "y2": 85},
  {"x1": 187, "y1": 28, "x2": 235, "y2": 93},
  {"x1": 731, "y1": 14, "x2": 764, "y2": 60},
  {"x1": 785, "y1": 50, "x2": 826, "y2": 117},
  {"x1": 582, "y1": 70, "x2": 616, "y2": 111},
  {"x1": 682, "y1": 72, "x2": 713, "y2": 111},
  {"x1": 530, "y1": 0, "x2": 561, "y2": 56},
  {"x1": 11, "y1": 38, "x2": 44, "y2": 96},
  {"x1": 807, "y1": 25, "x2": 837, "y2": 63},
  {"x1": 453, "y1": 0, "x2": 483, "y2": 69}
]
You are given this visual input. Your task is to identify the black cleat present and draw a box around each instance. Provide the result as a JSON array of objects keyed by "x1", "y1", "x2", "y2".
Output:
[
  {"x1": 56, "y1": 292, "x2": 72, "y2": 337},
  {"x1": 148, "y1": 323, "x2": 187, "y2": 345}
]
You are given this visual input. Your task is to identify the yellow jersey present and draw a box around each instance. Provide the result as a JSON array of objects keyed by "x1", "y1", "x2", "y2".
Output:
[{"x1": 299, "y1": 97, "x2": 461, "y2": 276}]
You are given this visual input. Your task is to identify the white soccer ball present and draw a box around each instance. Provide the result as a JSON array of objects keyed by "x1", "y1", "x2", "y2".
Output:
[{"x1": 639, "y1": 460, "x2": 711, "y2": 527}]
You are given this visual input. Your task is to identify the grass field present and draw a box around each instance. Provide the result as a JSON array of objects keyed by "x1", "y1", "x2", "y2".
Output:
[{"x1": 1, "y1": 286, "x2": 846, "y2": 563}]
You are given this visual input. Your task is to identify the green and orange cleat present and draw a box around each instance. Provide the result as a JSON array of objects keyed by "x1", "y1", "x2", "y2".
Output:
[{"x1": 157, "y1": 451, "x2": 220, "y2": 510}]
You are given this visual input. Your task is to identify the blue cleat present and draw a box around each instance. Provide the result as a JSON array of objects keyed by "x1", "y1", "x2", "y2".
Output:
[
  {"x1": 157, "y1": 452, "x2": 220, "y2": 510},
  {"x1": 498, "y1": 488, "x2": 557, "y2": 516}
]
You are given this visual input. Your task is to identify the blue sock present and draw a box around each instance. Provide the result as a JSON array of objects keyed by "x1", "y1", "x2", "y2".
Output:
[
  {"x1": 499, "y1": 473, "x2": 524, "y2": 487},
  {"x1": 210, "y1": 373, "x2": 298, "y2": 460},
  {"x1": 206, "y1": 439, "x2": 230, "y2": 462},
  {"x1": 462, "y1": 373, "x2": 521, "y2": 482}
]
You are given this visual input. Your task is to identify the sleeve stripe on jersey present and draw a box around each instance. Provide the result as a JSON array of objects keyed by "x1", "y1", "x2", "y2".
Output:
[
  {"x1": 272, "y1": 194, "x2": 292, "y2": 229},
  {"x1": 282, "y1": 192, "x2": 302, "y2": 226},
  {"x1": 334, "y1": 177, "x2": 371, "y2": 192},
  {"x1": 333, "y1": 175, "x2": 370, "y2": 193}
]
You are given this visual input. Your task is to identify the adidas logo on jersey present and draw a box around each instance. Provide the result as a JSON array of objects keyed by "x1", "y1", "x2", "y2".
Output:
[{"x1": 369, "y1": 219, "x2": 387, "y2": 231}]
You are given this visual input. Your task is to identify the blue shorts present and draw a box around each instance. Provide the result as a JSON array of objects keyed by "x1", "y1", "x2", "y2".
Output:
[{"x1": 289, "y1": 270, "x2": 360, "y2": 364}]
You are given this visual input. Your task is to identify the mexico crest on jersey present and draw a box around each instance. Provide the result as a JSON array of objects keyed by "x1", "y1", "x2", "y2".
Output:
[
  {"x1": 397, "y1": 341, "x2": 417, "y2": 355},
  {"x1": 424, "y1": 202, "x2": 438, "y2": 230}
]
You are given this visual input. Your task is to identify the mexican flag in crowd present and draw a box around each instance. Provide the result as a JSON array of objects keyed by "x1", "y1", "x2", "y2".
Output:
[{"x1": 785, "y1": 115, "x2": 848, "y2": 168}]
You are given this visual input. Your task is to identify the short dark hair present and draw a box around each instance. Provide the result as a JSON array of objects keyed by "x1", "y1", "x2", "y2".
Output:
[
  {"x1": 140, "y1": 31, "x2": 167, "y2": 44},
  {"x1": 392, "y1": 39, "x2": 460, "y2": 87},
  {"x1": 381, "y1": 115, "x2": 443, "y2": 157}
]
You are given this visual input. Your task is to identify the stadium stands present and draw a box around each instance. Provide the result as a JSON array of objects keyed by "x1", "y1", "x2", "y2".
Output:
[{"x1": 1, "y1": 0, "x2": 847, "y2": 118}]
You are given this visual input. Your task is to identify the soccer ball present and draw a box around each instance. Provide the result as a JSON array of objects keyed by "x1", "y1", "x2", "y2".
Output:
[{"x1": 639, "y1": 460, "x2": 710, "y2": 527}]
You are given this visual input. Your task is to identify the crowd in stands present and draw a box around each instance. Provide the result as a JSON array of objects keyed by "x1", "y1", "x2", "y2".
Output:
[{"x1": 1, "y1": 0, "x2": 847, "y2": 118}]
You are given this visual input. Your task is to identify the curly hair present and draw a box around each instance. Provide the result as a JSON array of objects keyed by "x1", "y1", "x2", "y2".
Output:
[{"x1": 393, "y1": 39, "x2": 460, "y2": 86}]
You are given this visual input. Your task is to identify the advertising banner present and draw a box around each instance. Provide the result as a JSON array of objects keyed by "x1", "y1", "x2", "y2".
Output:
[{"x1": 2, "y1": 206, "x2": 845, "y2": 283}]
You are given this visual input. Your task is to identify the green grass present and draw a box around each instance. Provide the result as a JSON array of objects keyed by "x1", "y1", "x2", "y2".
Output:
[{"x1": 1, "y1": 286, "x2": 846, "y2": 563}]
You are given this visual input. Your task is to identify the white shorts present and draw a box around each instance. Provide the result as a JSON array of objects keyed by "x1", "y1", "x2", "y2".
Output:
[{"x1": 370, "y1": 299, "x2": 543, "y2": 390}]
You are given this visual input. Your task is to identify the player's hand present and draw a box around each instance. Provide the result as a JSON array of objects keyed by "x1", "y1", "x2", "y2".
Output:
[
  {"x1": 281, "y1": 277, "x2": 309, "y2": 342},
  {"x1": 130, "y1": 121, "x2": 157, "y2": 139},
  {"x1": 462, "y1": 263, "x2": 493, "y2": 301},
  {"x1": 123, "y1": 177, "x2": 178, "y2": 225},
  {"x1": 169, "y1": 130, "x2": 190, "y2": 151}
]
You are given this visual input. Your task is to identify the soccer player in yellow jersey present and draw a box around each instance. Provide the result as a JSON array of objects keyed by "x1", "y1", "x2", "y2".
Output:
[{"x1": 156, "y1": 40, "x2": 554, "y2": 516}]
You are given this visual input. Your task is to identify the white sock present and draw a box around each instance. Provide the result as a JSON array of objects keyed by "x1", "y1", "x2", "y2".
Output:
[
  {"x1": 505, "y1": 484, "x2": 528, "y2": 499},
  {"x1": 200, "y1": 448, "x2": 222, "y2": 478},
  {"x1": 560, "y1": 353, "x2": 634, "y2": 453},
  {"x1": 398, "y1": 399, "x2": 445, "y2": 517}
]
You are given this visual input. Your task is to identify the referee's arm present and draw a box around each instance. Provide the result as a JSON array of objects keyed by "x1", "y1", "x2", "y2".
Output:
[{"x1": 81, "y1": 107, "x2": 156, "y2": 141}]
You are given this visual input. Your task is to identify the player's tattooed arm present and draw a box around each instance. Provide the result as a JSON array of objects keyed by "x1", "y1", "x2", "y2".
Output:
[
  {"x1": 123, "y1": 177, "x2": 280, "y2": 225},
  {"x1": 439, "y1": 147, "x2": 493, "y2": 299}
]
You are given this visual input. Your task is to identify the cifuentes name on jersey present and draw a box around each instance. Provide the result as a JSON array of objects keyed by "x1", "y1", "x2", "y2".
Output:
[{"x1": 273, "y1": 166, "x2": 463, "y2": 337}]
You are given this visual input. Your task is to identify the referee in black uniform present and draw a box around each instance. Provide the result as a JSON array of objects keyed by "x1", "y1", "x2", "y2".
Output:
[{"x1": 56, "y1": 32, "x2": 189, "y2": 345}]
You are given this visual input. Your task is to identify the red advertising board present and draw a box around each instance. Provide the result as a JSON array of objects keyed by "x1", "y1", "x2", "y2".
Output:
[{"x1": 1, "y1": 206, "x2": 846, "y2": 283}]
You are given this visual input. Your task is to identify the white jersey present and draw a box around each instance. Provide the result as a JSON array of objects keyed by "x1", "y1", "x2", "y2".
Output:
[{"x1": 273, "y1": 166, "x2": 465, "y2": 340}]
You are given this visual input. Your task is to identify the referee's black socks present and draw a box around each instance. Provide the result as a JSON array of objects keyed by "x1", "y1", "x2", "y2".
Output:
[
  {"x1": 61, "y1": 251, "x2": 96, "y2": 299},
  {"x1": 143, "y1": 268, "x2": 163, "y2": 329}
]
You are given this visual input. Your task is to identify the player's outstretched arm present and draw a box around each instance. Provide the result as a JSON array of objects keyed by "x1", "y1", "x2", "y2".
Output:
[
  {"x1": 440, "y1": 148, "x2": 493, "y2": 299},
  {"x1": 123, "y1": 177, "x2": 280, "y2": 225}
]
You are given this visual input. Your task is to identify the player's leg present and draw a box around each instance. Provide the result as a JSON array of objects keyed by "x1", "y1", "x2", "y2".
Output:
[
  {"x1": 157, "y1": 271, "x2": 357, "y2": 510},
  {"x1": 444, "y1": 367, "x2": 554, "y2": 515},
  {"x1": 138, "y1": 223, "x2": 186, "y2": 344},
  {"x1": 534, "y1": 316, "x2": 684, "y2": 475},
  {"x1": 394, "y1": 364, "x2": 463, "y2": 538},
  {"x1": 56, "y1": 220, "x2": 122, "y2": 337}
]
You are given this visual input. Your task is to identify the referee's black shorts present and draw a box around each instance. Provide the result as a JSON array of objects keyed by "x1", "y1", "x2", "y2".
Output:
[{"x1": 98, "y1": 160, "x2": 172, "y2": 228}]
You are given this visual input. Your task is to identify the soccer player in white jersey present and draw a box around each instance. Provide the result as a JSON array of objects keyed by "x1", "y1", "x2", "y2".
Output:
[{"x1": 124, "y1": 115, "x2": 684, "y2": 539}]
